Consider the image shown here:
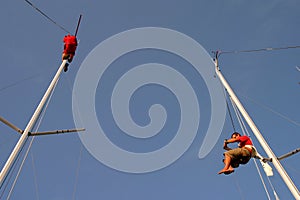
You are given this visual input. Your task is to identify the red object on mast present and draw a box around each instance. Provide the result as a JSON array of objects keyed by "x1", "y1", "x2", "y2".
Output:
[
  {"x1": 62, "y1": 14, "x2": 82, "y2": 63},
  {"x1": 62, "y1": 34, "x2": 78, "y2": 62},
  {"x1": 61, "y1": 15, "x2": 82, "y2": 72}
]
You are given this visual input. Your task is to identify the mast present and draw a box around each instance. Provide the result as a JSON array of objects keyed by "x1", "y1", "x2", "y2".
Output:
[
  {"x1": 214, "y1": 54, "x2": 300, "y2": 199},
  {"x1": 0, "y1": 60, "x2": 67, "y2": 188}
]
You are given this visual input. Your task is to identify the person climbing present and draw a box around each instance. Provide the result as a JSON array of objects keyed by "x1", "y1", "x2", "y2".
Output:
[
  {"x1": 218, "y1": 132, "x2": 253, "y2": 175},
  {"x1": 62, "y1": 34, "x2": 78, "y2": 72}
]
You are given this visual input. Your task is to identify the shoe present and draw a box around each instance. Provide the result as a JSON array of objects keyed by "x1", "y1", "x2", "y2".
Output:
[
  {"x1": 68, "y1": 56, "x2": 73, "y2": 63},
  {"x1": 64, "y1": 63, "x2": 69, "y2": 72}
]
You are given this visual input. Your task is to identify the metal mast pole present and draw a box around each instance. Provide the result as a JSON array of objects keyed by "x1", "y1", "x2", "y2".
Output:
[
  {"x1": 0, "y1": 60, "x2": 68, "y2": 187},
  {"x1": 214, "y1": 56, "x2": 300, "y2": 199}
]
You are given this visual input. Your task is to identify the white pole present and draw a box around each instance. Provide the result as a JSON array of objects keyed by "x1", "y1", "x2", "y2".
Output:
[
  {"x1": 0, "y1": 60, "x2": 67, "y2": 187},
  {"x1": 214, "y1": 58, "x2": 300, "y2": 199}
]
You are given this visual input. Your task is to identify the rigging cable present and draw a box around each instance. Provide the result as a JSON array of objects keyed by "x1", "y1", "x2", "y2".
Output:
[
  {"x1": 213, "y1": 44, "x2": 300, "y2": 199},
  {"x1": 72, "y1": 145, "x2": 83, "y2": 200},
  {"x1": 6, "y1": 77, "x2": 59, "y2": 200},
  {"x1": 24, "y1": 0, "x2": 71, "y2": 34},
  {"x1": 237, "y1": 92, "x2": 300, "y2": 127},
  {"x1": 230, "y1": 97, "x2": 278, "y2": 200},
  {"x1": 220, "y1": 85, "x2": 236, "y2": 132},
  {"x1": 0, "y1": 74, "x2": 41, "y2": 93},
  {"x1": 6, "y1": 137, "x2": 35, "y2": 200},
  {"x1": 218, "y1": 77, "x2": 271, "y2": 199},
  {"x1": 232, "y1": 173, "x2": 246, "y2": 200},
  {"x1": 214, "y1": 64, "x2": 236, "y2": 132},
  {"x1": 0, "y1": 138, "x2": 27, "y2": 199},
  {"x1": 65, "y1": 75, "x2": 84, "y2": 200},
  {"x1": 30, "y1": 151, "x2": 39, "y2": 200},
  {"x1": 215, "y1": 45, "x2": 300, "y2": 57}
]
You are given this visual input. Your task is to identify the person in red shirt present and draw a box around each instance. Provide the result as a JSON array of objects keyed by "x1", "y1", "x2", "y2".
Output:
[
  {"x1": 62, "y1": 34, "x2": 78, "y2": 72},
  {"x1": 218, "y1": 132, "x2": 253, "y2": 175}
]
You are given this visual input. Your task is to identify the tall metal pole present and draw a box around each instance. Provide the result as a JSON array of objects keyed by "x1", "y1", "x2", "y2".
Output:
[
  {"x1": 214, "y1": 57, "x2": 300, "y2": 199},
  {"x1": 0, "y1": 60, "x2": 67, "y2": 188}
]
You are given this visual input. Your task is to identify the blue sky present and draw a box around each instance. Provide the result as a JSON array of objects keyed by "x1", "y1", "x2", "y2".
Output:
[{"x1": 0, "y1": 0, "x2": 299, "y2": 199}]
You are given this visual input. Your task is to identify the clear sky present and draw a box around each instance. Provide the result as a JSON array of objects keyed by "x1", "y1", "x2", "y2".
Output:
[{"x1": 0, "y1": 0, "x2": 299, "y2": 199}]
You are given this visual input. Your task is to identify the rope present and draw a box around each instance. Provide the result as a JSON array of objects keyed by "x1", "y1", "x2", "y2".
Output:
[
  {"x1": 213, "y1": 44, "x2": 297, "y2": 199},
  {"x1": 6, "y1": 77, "x2": 59, "y2": 199},
  {"x1": 230, "y1": 98, "x2": 250, "y2": 136},
  {"x1": 221, "y1": 87, "x2": 236, "y2": 132},
  {"x1": 230, "y1": 97, "x2": 279, "y2": 200},
  {"x1": 215, "y1": 68, "x2": 236, "y2": 133}
]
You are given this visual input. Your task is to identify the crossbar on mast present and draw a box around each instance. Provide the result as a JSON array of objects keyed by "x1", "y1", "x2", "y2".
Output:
[
  {"x1": 0, "y1": 116, "x2": 85, "y2": 136},
  {"x1": 214, "y1": 55, "x2": 300, "y2": 199},
  {"x1": 0, "y1": 116, "x2": 23, "y2": 134},
  {"x1": 278, "y1": 148, "x2": 300, "y2": 161},
  {"x1": 0, "y1": 60, "x2": 67, "y2": 188},
  {"x1": 29, "y1": 128, "x2": 85, "y2": 136}
]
